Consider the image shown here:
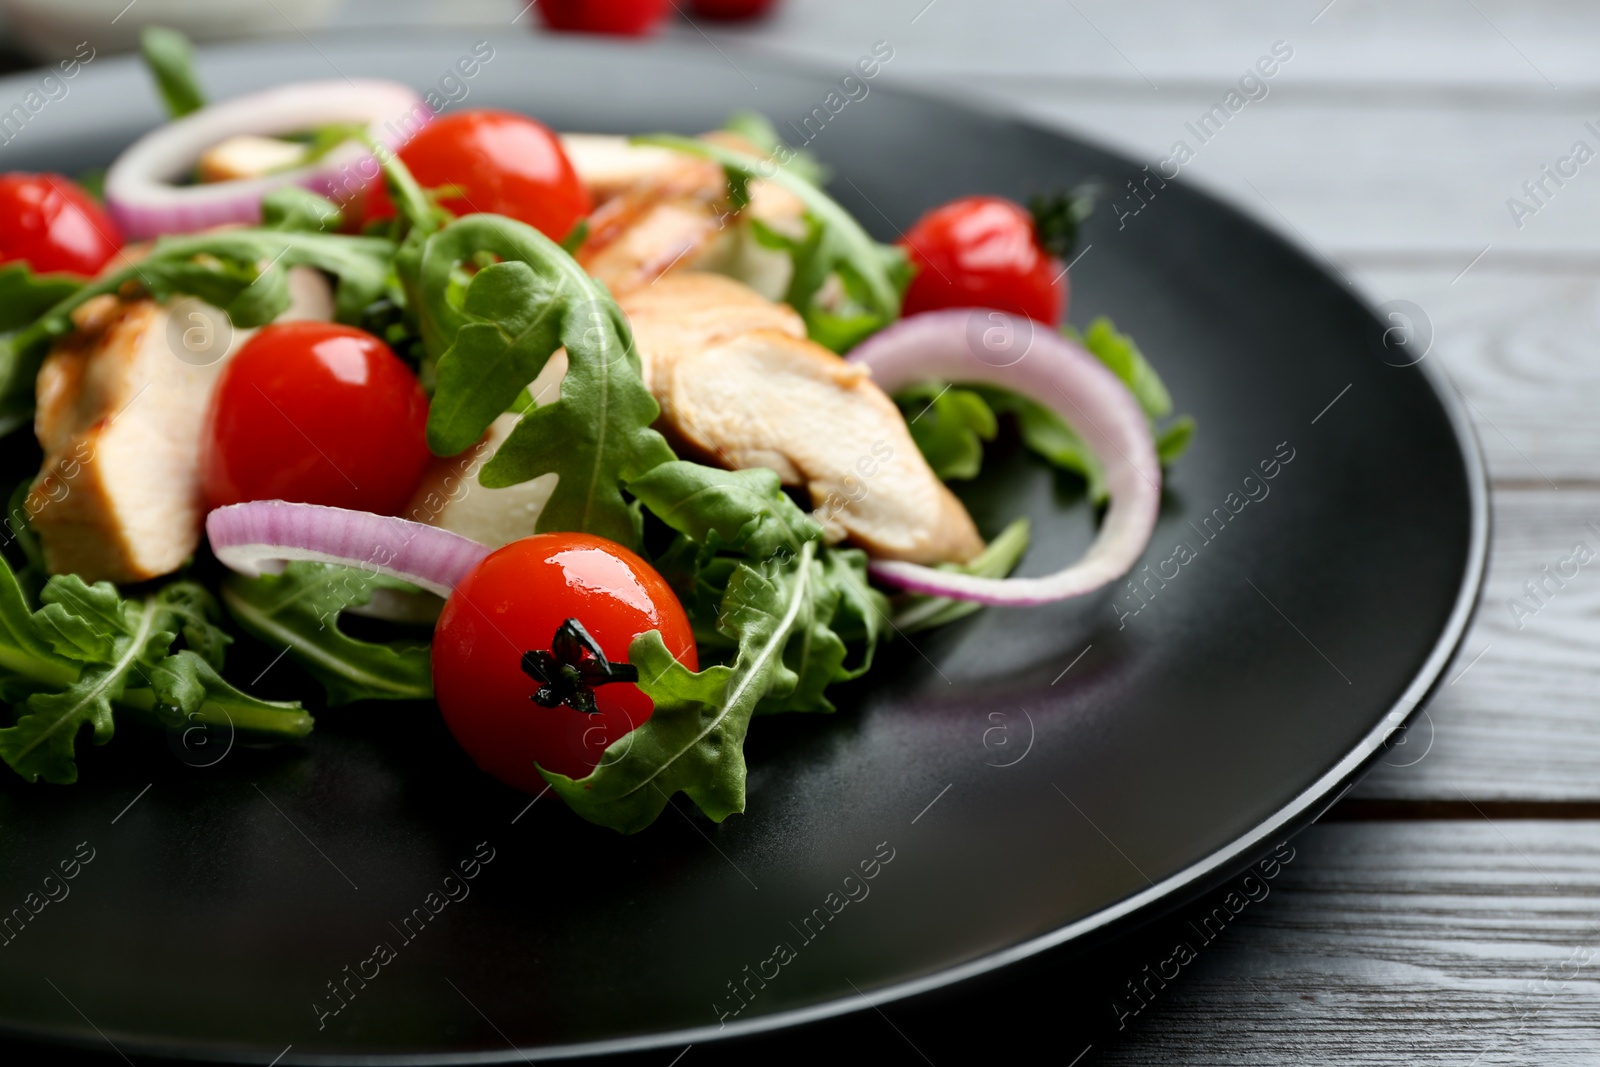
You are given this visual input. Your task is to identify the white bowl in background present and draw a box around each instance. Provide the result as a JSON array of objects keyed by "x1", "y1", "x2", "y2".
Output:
[{"x1": 0, "y1": 0, "x2": 344, "y2": 59}]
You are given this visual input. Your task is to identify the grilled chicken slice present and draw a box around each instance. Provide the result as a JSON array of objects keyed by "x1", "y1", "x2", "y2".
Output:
[
  {"x1": 28, "y1": 268, "x2": 334, "y2": 583},
  {"x1": 619, "y1": 272, "x2": 804, "y2": 393},
  {"x1": 657, "y1": 327, "x2": 985, "y2": 565},
  {"x1": 404, "y1": 413, "x2": 557, "y2": 548},
  {"x1": 577, "y1": 133, "x2": 804, "y2": 301}
]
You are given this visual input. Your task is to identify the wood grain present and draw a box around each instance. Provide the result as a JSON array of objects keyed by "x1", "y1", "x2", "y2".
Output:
[{"x1": 1087, "y1": 821, "x2": 1600, "y2": 1066}]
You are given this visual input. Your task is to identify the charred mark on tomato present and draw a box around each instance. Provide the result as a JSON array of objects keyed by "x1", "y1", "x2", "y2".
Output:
[{"x1": 520, "y1": 617, "x2": 639, "y2": 715}]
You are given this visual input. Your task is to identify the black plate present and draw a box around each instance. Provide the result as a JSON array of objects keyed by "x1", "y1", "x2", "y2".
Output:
[{"x1": 0, "y1": 32, "x2": 1485, "y2": 1064}]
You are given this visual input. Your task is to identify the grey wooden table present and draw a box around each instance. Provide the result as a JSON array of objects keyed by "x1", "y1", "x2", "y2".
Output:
[{"x1": 9, "y1": 0, "x2": 1598, "y2": 1062}]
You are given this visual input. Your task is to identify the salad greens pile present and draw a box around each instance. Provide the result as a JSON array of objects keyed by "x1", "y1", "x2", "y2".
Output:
[{"x1": 0, "y1": 50, "x2": 1193, "y2": 831}]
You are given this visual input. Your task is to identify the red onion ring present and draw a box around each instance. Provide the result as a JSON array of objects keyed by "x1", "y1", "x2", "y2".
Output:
[
  {"x1": 106, "y1": 80, "x2": 429, "y2": 239},
  {"x1": 848, "y1": 310, "x2": 1162, "y2": 606},
  {"x1": 205, "y1": 500, "x2": 490, "y2": 600}
]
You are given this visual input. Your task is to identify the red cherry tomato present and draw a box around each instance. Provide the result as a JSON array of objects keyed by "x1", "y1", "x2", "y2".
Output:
[
  {"x1": 900, "y1": 195, "x2": 1065, "y2": 326},
  {"x1": 0, "y1": 173, "x2": 122, "y2": 276},
  {"x1": 689, "y1": 0, "x2": 779, "y2": 18},
  {"x1": 201, "y1": 322, "x2": 431, "y2": 515},
  {"x1": 538, "y1": 0, "x2": 670, "y2": 35},
  {"x1": 432, "y1": 533, "x2": 698, "y2": 788},
  {"x1": 363, "y1": 110, "x2": 592, "y2": 242}
]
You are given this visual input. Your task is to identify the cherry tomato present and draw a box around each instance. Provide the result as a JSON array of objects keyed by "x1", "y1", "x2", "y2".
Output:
[
  {"x1": 432, "y1": 533, "x2": 698, "y2": 788},
  {"x1": 362, "y1": 110, "x2": 592, "y2": 242},
  {"x1": 0, "y1": 173, "x2": 122, "y2": 276},
  {"x1": 201, "y1": 322, "x2": 431, "y2": 515},
  {"x1": 689, "y1": 0, "x2": 780, "y2": 18},
  {"x1": 900, "y1": 195, "x2": 1065, "y2": 326},
  {"x1": 537, "y1": 0, "x2": 670, "y2": 35}
]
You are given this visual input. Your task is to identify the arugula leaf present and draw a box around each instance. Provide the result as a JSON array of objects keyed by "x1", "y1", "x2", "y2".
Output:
[
  {"x1": 721, "y1": 110, "x2": 828, "y2": 186},
  {"x1": 0, "y1": 264, "x2": 83, "y2": 436},
  {"x1": 260, "y1": 187, "x2": 344, "y2": 235},
  {"x1": 634, "y1": 134, "x2": 903, "y2": 351},
  {"x1": 411, "y1": 214, "x2": 675, "y2": 548},
  {"x1": 219, "y1": 562, "x2": 432, "y2": 706},
  {"x1": 1157, "y1": 415, "x2": 1196, "y2": 465},
  {"x1": 895, "y1": 382, "x2": 997, "y2": 481},
  {"x1": 975, "y1": 385, "x2": 1108, "y2": 504},
  {"x1": 893, "y1": 518, "x2": 1032, "y2": 632},
  {"x1": 1065, "y1": 317, "x2": 1173, "y2": 421},
  {"x1": 0, "y1": 561, "x2": 309, "y2": 785},
  {"x1": 544, "y1": 542, "x2": 823, "y2": 833},
  {"x1": 628, "y1": 461, "x2": 821, "y2": 560},
  {"x1": 140, "y1": 27, "x2": 206, "y2": 119}
]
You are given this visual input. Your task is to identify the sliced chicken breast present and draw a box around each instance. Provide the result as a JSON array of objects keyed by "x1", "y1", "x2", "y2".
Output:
[
  {"x1": 577, "y1": 133, "x2": 805, "y2": 301},
  {"x1": 658, "y1": 327, "x2": 985, "y2": 565},
  {"x1": 28, "y1": 268, "x2": 334, "y2": 583}
]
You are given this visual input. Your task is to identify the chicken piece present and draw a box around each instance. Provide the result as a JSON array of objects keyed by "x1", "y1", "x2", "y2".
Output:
[
  {"x1": 577, "y1": 133, "x2": 805, "y2": 301},
  {"x1": 619, "y1": 272, "x2": 804, "y2": 393},
  {"x1": 28, "y1": 268, "x2": 334, "y2": 583},
  {"x1": 404, "y1": 413, "x2": 557, "y2": 548},
  {"x1": 558, "y1": 134, "x2": 683, "y2": 204},
  {"x1": 657, "y1": 327, "x2": 984, "y2": 566},
  {"x1": 197, "y1": 134, "x2": 308, "y2": 183}
]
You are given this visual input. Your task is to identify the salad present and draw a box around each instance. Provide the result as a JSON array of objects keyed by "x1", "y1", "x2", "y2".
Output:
[{"x1": 0, "y1": 30, "x2": 1192, "y2": 833}]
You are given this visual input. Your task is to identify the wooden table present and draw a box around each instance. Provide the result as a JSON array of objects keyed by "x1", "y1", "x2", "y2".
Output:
[{"x1": 10, "y1": 0, "x2": 1597, "y2": 1061}]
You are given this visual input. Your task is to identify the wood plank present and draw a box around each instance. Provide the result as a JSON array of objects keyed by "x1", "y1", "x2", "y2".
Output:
[
  {"x1": 1351, "y1": 267, "x2": 1600, "y2": 485},
  {"x1": 1083, "y1": 821, "x2": 1600, "y2": 1066},
  {"x1": 1354, "y1": 487, "x2": 1600, "y2": 802}
]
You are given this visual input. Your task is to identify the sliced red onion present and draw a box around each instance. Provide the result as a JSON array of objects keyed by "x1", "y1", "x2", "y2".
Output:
[
  {"x1": 205, "y1": 501, "x2": 490, "y2": 600},
  {"x1": 848, "y1": 310, "x2": 1162, "y2": 606},
  {"x1": 106, "y1": 80, "x2": 429, "y2": 239}
]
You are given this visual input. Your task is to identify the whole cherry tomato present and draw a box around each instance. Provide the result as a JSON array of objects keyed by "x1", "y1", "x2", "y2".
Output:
[
  {"x1": 537, "y1": 0, "x2": 670, "y2": 36},
  {"x1": 0, "y1": 173, "x2": 122, "y2": 276},
  {"x1": 900, "y1": 195, "x2": 1069, "y2": 326},
  {"x1": 432, "y1": 533, "x2": 698, "y2": 788},
  {"x1": 689, "y1": 0, "x2": 780, "y2": 19},
  {"x1": 201, "y1": 322, "x2": 431, "y2": 515},
  {"x1": 363, "y1": 110, "x2": 592, "y2": 242}
]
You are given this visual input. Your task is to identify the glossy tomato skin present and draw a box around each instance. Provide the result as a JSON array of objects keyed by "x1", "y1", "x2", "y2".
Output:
[
  {"x1": 201, "y1": 322, "x2": 431, "y2": 515},
  {"x1": 538, "y1": 0, "x2": 670, "y2": 35},
  {"x1": 900, "y1": 195, "x2": 1065, "y2": 326},
  {"x1": 689, "y1": 0, "x2": 780, "y2": 18},
  {"x1": 432, "y1": 534, "x2": 698, "y2": 789},
  {"x1": 0, "y1": 173, "x2": 122, "y2": 276},
  {"x1": 363, "y1": 110, "x2": 591, "y2": 241}
]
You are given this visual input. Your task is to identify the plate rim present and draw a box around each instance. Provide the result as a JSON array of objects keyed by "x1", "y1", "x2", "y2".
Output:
[{"x1": 0, "y1": 32, "x2": 1491, "y2": 1065}]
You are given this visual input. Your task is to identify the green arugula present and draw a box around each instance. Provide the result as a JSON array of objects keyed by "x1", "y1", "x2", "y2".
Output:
[
  {"x1": 896, "y1": 381, "x2": 997, "y2": 481},
  {"x1": 410, "y1": 214, "x2": 675, "y2": 548},
  {"x1": 219, "y1": 562, "x2": 432, "y2": 706},
  {"x1": 633, "y1": 133, "x2": 906, "y2": 352},
  {"x1": 896, "y1": 316, "x2": 1195, "y2": 502},
  {"x1": 720, "y1": 110, "x2": 828, "y2": 186},
  {"x1": 0, "y1": 265, "x2": 83, "y2": 436},
  {"x1": 140, "y1": 27, "x2": 206, "y2": 119},
  {"x1": 0, "y1": 557, "x2": 309, "y2": 785}
]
